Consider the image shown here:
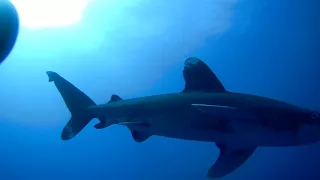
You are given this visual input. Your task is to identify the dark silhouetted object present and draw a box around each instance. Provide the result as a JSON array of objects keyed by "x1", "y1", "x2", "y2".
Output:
[{"x1": 0, "y1": 1, "x2": 19, "y2": 64}]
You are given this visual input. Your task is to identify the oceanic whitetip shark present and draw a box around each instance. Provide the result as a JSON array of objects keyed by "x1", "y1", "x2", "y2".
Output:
[{"x1": 47, "y1": 57, "x2": 320, "y2": 179}]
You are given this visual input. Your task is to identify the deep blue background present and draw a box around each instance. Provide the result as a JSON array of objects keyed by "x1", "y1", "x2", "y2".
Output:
[{"x1": 0, "y1": 0, "x2": 319, "y2": 179}]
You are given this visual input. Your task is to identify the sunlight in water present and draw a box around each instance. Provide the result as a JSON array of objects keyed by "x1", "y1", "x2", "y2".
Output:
[{"x1": 10, "y1": 0, "x2": 89, "y2": 29}]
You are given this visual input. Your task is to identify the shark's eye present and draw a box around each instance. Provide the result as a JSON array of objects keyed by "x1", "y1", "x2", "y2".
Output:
[{"x1": 311, "y1": 112, "x2": 320, "y2": 120}]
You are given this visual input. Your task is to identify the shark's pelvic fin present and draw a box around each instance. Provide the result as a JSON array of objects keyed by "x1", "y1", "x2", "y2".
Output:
[
  {"x1": 130, "y1": 130, "x2": 151, "y2": 143},
  {"x1": 119, "y1": 119, "x2": 151, "y2": 143},
  {"x1": 181, "y1": 57, "x2": 227, "y2": 93},
  {"x1": 94, "y1": 122, "x2": 108, "y2": 129},
  {"x1": 207, "y1": 143, "x2": 256, "y2": 179}
]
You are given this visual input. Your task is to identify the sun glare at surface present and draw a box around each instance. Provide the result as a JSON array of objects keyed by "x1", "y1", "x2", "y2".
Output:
[{"x1": 10, "y1": 0, "x2": 89, "y2": 29}]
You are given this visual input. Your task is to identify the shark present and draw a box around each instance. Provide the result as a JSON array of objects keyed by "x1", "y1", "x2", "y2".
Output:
[
  {"x1": 47, "y1": 57, "x2": 320, "y2": 179},
  {"x1": 0, "y1": 0, "x2": 19, "y2": 64}
]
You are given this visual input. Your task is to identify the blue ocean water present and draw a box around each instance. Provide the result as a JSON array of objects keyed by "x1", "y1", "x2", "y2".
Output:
[{"x1": 0, "y1": 0, "x2": 319, "y2": 179}]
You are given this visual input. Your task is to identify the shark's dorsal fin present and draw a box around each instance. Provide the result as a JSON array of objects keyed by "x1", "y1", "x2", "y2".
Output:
[
  {"x1": 181, "y1": 57, "x2": 227, "y2": 93},
  {"x1": 207, "y1": 143, "x2": 256, "y2": 179},
  {"x1": 108, "y1": 94, "x2": 122, "y2": 103}
]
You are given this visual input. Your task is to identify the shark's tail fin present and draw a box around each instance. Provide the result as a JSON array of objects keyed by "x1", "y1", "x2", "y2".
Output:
[{"x1": 46, "y1": 71, "x2": 99, "y2": 140}]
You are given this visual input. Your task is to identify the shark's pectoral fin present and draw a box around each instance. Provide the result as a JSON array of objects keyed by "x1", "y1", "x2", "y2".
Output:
[
  {"x1": 207, "y1": 143, "x2": 256, "y2": 179},
  {"x1": 130, "y1": 130, "x2": 151, "y2": 143}
]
